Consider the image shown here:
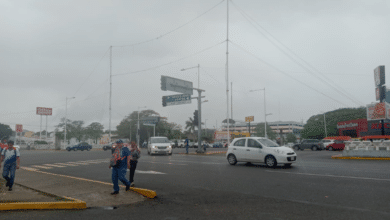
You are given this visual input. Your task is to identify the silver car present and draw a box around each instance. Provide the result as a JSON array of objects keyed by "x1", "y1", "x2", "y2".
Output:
[{"x1": 147, "y1": 137, "x2": 173, "y2": 155}]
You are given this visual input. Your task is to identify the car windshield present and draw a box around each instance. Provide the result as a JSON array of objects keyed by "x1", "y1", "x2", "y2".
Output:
[
  {"x1": 257, "y1": 139, "x2": 280, "y2": 147},
  {"x1": 151, "y1": 138, "x2": 170, "y2": 143}
]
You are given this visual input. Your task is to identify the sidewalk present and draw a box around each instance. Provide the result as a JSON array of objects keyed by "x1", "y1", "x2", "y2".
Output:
[{"x1": 1, "y1": 167, "x2": 146, "y2": 210}]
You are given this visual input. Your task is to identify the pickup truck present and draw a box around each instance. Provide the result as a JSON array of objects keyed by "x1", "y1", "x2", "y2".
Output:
[{"x1": 293, "y1": 139, "x2": 325, "y2": 151}]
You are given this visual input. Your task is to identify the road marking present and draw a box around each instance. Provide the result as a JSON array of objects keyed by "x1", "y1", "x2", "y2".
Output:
[
  {"x1": 67, "y1": 162, "x2": 90, "y2": 165},
  {"x1": 43, "y1": 164, "x2": 66, "y2": 168},
  {"x1": 136, "y1": 170, "x2": 166, "y2": 174},
  {"x1": 31, "y1": 165, "x2": 52, "y2": 169},
  {"x1": 265, "y1": 170, "x2": 390, "y2": 182},
  {"x1": 147, "y1": 161, "x2": 187, "y2": 166},
  {"x1": 55, "y1": 163, "x2": 78, "y2": 166}
]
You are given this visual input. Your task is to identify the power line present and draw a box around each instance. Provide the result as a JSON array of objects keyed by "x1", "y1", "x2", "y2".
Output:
[
  {"x1": 112, "y1": 0, "x2": 225, "y2": 48},
  {"x1": 113, "y1": 41, "x2": 226, "y2": 77},
  {"x1": 230, "y1": 40, "x2": 351, "y2": 107},
  {"x1": 230, "y1": 1, "x2": 364, "y2": 106},
  {"x1": 73, "y1": 47, "x2": 110, "y2": 97}
]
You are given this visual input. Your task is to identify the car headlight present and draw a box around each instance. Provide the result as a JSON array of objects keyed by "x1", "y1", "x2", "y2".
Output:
[{"x1": 168, "y1": 145, "x2": 172, "y2": 149}]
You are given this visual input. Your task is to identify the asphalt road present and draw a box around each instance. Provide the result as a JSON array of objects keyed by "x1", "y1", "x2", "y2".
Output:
[{"x1": 2, "y1": 149, "x2": 390, "y2": 220}]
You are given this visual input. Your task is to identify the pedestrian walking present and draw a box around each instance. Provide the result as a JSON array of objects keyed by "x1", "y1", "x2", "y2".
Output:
[
  {"x1": 129, "y1": 141, "x2": 141, "y2": 187},
  {"x1": 109, "y1": 140, "x2": 131, "y2": 195},
  {"x1": 185, "y1": 138, "x2": 189, "y2": 154},
  {"x1": 0, "y1": 140, "x2": 20, "y2": 191}
]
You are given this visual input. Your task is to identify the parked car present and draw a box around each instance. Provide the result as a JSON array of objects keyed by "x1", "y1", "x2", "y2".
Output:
[
  {"x1": 213, "y1": 142, "x2": 223, "y2": 148},
  {"x1": 193, "y1": 141, "x2": 210, "y2": 148},
  {"x1": 226, "y1": 137, "x2": 297, "y2": 168},
  {"x1": 293, "y1": 139, "x2": 325, "y2": 151},
  {"x1": 147, "y1": 136, "x2": 173, "y2": 155},
  {"x1": 67, "y1": 142, "x2": 92, "y2": 151},
  {"x1": 326, "y1": 140, "x2": 345, "y2": 151},
  {"x1": 322, "y1": 139, "x2": 335, "y2": 148},
  {"x1": 102, "y1": 143, "x2": 115, "y2": 152}
]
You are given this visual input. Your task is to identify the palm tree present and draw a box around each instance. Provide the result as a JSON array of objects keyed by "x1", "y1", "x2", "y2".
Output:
[{"x1": 185, "y1": 117, "x2": 196, "y2": 141}]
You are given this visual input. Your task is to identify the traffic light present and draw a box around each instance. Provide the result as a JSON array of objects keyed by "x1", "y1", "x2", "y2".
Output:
[
  {"x1": 193, "y1": 110, "x2": 199, "y2": 126},
  {"x1": 161, "y1": 76, "x2": 167, "y2": 91},
  {"x1": 162, "y1": 96, "x2": 167, "y2": 107}
]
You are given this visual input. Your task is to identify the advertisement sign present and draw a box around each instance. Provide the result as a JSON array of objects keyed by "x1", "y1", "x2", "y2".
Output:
[
  {"x1": 231, "y1": 132, "x2": 250, "y2": 139},
  {"x1": 15, "y1": 124, "x2": 23, "y2": 133},
  {"x1": 367, "y1": 103, "x2": 387, "y2": 121},
  {"x1": 374, "y1": 65, "x2": 385, "y2": 87},
  {"x1": 214, "y1": 131, "x2": 230, "y2": 140},
  {"x1": 36, "y1": 107, "x2": 52, "y2": 115},
  {"x1": 245, "y1": 116, "x2": 254, "y2": 122}
]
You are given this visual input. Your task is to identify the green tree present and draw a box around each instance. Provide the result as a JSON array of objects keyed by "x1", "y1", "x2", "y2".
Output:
[
  {"x1": 0, "y1": 123, "x2": 12, "y2": 141},
  {"x1": 286, "y1": 133, "x2": 297, "y2": 143},
  {"x1": 55, "y1": 118, "x2": 85, "y2": 142},
  {"x1": 301, "y1": 107, "x2": 366, "y2": 139},
  {"x1": 185, "y1": 117, "x2": 196, "y2": 140},
  {"x1": 85, "y1": 122, "x2": 104, "y2": 143},
  {"x1": 255, "y1": 123, "x2": 277, "y2": 140}
]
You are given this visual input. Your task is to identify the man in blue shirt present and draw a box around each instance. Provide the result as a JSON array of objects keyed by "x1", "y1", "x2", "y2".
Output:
[
  {"x1": 185, "y1": 138, "x2": 189, "y2": 154},
  {"x1": 0, "y1": 140, "x2": 20, "y2": 191},
  {"x1": 109, "y1": 140, "x2": 131, "y2": 195}
]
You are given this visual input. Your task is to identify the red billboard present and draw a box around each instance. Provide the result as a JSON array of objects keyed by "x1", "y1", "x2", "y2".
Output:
[
  {"x1": 337, "y1": 119, "x2": 368, "y2": 137},
  {"x1": 15, "y1": 124, "x2": 23, "y2": 133},
  {"x1": 36, "y1": 107, "x2": 52, "y2": 115}
]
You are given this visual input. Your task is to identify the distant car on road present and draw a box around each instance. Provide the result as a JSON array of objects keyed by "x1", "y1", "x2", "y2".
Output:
[
  {"x1": 67, "y1": 142, "x2": 92, "y2": 151},
  {"x1": 213, "y1": 142, "x2": 223, "y2": 148},
  {"x1": 293, "y1": 139, "x2": 325, "y2": 151},
  {"x1": 147, "y1": 136, "x2": 173, "y2": 155},
  {"x1": 102, "y1": 143, "x2": 115, "y2": 152},
  {"x1": 326, "y1": 140, "x2": 345, "y2": 151},
  {"x1": 226, "y1": 137, "x2": 297, "y2": 168}
]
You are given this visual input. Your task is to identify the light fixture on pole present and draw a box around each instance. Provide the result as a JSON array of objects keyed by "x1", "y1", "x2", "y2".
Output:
[
  {"x1": 64, "y1": 97, "x2": 75, "y2": 147},
  {"x1": 249, "y1": 88, "x2": 271, "y2": 138},
  {"x1": 137, "y1": 106, "x2": 147, "y2": 147},
  {"x1": 181, "y1": 64, "x2": 200, "y2": 89}
]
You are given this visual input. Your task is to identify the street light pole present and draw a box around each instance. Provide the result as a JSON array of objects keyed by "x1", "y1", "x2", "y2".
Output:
[
  {"x1": 323, "y1": 112, "x2": 327, "y2": 137},
  {"x1": 137, "y1": 106, "x2": 147, "y2": 147},
  {"x1": 181, "y1": 64, "x2": 200, "y2": 89},
  {"x1": 64, "y1": 97, "x2": 75, "y2": 148},
  {"x1": 250, "y1": 88, "x2": 271, "y2": 138}
]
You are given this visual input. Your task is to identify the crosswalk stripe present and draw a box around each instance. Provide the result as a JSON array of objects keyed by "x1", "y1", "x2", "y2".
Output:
[
  {"x1": 32, "y1": 165, "x2": 52, "y2": 169},
  {"x1": 43, "y1": 164, "x2": 66, "y2": 168},
  {"x1": 67, "y1": 162, "x2": 89, "y2": 165},
  {"x1": 55, "y1": 163, "x2": 78, "y2": 166}
]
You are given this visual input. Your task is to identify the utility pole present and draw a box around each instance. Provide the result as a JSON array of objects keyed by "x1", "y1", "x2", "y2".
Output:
[
  {"x1": 225, "y1": 0, "x2": 230, "y2": 146},
  {"x1": 109, "y1": 45, "x2": 112, "y2": 144}
]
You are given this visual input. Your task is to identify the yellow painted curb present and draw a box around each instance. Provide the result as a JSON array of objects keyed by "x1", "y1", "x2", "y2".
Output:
[
  {"x1": 128, "y1": 187, "x2": 157, "y2": 199},
  {"x1": 332, "y1": 156, "x2": 390, "y2": 160},
  {"x1": 0, "y1": 197, "x2": 86, "y2": 211}
]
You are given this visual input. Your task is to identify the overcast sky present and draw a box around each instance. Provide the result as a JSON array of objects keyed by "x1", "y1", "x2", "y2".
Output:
[{"x1": 1, "y1": 0, "x2": 390, "y2": 133}]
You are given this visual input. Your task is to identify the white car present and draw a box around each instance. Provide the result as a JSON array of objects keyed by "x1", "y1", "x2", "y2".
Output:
[
  {"x1": 147, "y1": 136, "x2": 173, "y2": 155},
  {"x1": 226, "y1": 137, "x2": 297, "y2": 167},
  {"x1": 322, "y1": 140, "x2": 335, "y2": 148}
]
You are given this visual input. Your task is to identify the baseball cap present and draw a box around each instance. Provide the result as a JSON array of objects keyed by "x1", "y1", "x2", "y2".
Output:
[
  {"x1": 8, "y1": 140, "x2": 14, "y2": 145},
  {"x1": 115, "y1": 140, "x2": 123, "y2": 144}
]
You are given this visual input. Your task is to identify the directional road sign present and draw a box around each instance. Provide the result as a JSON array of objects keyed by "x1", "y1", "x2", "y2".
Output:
[
  {"x1": 163, "y1": 94, "x2": 191, "y2": 107},
  {"x1": 161, "y1": 75, "x2": 193, "y2": 95},
  {"x1": 140, "y1": 116, "x2": 159, "y2": 125}
]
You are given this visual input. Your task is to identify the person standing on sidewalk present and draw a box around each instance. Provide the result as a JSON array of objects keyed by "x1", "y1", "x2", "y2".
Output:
[
  {"x1": 185, "y1": 138, "x2": 189, "y2": 154},
  {"x1": 0, "y1": 140, "x2": 20, "y2": 191},
  {"x1": 109, "y1": 140, "x2": 131, "y2": 195},
  {"x1": 129, "y1": 141, "x2": 141, "y2": 187}
]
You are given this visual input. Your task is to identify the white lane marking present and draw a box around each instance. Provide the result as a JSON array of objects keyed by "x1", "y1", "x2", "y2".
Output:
[
  {"x1": 148, "y1": 161, "x2": 187, "y2": 166},
  {"x1": 265, "y1": 170, "x2": 390, "y2": 182},
  {"x1": 67, "y1": 162, "x2": 90, "y2": 165},
  {"x1": 136, "y1": 170, "x2": 166, "y2": 174},
  {"x1": 31, "y1": 165, "x2": 52, "y2": 169},
  {"x1": 43, "y1": 164, "x2": 66, "y2": 168},
  {"x1": 55, "y1": 163, "x2": 78, "y2": 166}
]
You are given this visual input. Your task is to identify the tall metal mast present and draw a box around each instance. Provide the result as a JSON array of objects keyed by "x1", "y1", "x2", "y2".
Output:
[
  {"x1": 226, "y1": 0, "x2": 230, "y2": 145},
  {"x1": 109, "y1": 46, "x2": 112, "y2": 143}
]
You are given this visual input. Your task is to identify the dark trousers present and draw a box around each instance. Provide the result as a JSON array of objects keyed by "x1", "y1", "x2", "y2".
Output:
[
  {"x1": 112, "y1": 166, "x2": 130, "y2": 192},
  {"x1": 129, "y1": 160, "x2": 138, "y2": 183}
]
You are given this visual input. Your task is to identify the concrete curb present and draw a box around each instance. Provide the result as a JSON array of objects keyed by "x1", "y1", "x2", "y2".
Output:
[
  {"x1": 21, "y1": 168, "x2": 157, "y2": 199},
  {"x1": 0, "y1": 181, "x2": 86, "y2": 211},
  {"x1": 178, "y1": 151, "x2": 226, "y2": 155},
  {"x1": 332, "y1": 154, "x2": 390, "y2": 160}
]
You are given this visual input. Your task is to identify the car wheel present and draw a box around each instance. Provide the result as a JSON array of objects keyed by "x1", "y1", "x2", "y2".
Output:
[
  {"x1": 265, "y1": 155, "x2": 277, "y2": 168},
  {"x1": 66, "y1": 147, "x2": 70, "y2": 151},
  {"x1": 227, "y1": 154, "x2": 237, "y2": 165},
  {"x1": 293, "y1": 146, "x2": 299, "y2": 151},
  {"x1": 87, "y1": 147, "x2": 91, "y2": 151},
  {"x1": 329, "y1": 147, "x2": 333, "y2": 151},
  {"x1": 311, "y1": 146, "x2": 318, "y2": 151}
]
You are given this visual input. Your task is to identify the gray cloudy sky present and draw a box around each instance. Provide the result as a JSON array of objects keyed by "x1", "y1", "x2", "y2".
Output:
[{"x1": 1, "y1": 0, "x2": 390, "y2": 133}]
